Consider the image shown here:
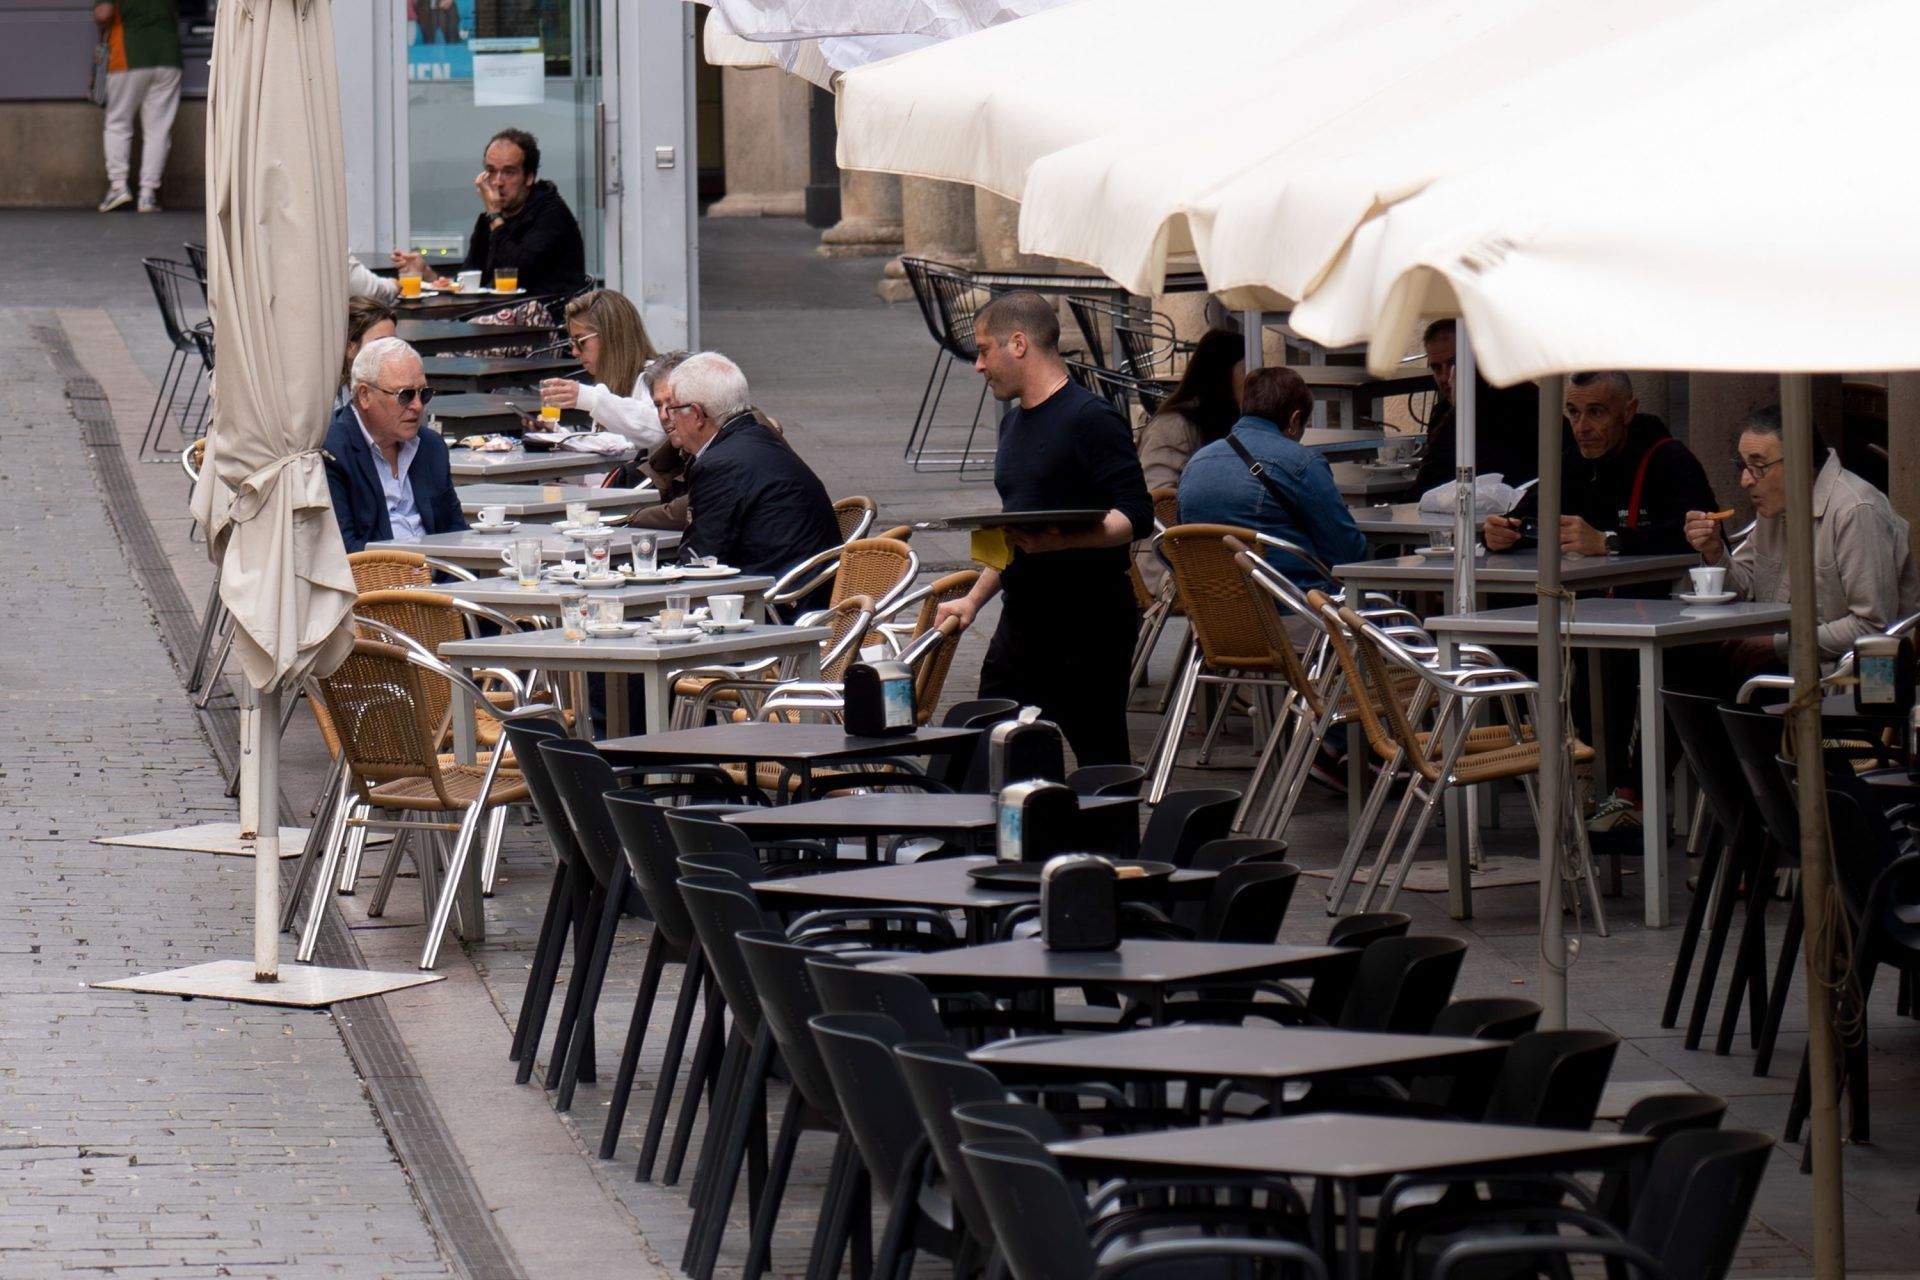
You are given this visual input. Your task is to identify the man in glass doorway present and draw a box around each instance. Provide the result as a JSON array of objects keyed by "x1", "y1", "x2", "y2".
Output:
[{"x1": 392, "y1": 128, "x2": 588, "y2": 298}]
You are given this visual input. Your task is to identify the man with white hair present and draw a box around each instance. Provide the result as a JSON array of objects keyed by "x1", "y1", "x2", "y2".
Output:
[
  {"x1": 658, "y1": 351, "x2": 839, "y2": 593},
  {"x1": 324, "y1": 336, "x2": 467, "y2": 553}
]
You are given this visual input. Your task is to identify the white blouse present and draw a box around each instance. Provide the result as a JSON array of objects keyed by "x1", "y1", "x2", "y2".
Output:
[{"x1": 574, "y1": 377, "x2": 665, "y2": 451}]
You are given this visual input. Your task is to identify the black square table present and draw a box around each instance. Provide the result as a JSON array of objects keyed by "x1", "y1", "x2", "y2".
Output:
[
  {"x1": 1050, "y1": 1113, "x2": 1649, "y2": 1280},
  {"x1": 598, "y1": 722, "x2": 984, "y2": 801},
  {"x1": 724, "y1": 793, "x2": 1139, "y2": 856},
  {"x1": 971, "y1": 1024, "x2": 1505, "y2": 1110},
  {"x1": 868, "y1": 938, "x2": 1347, "y2": 1023},
  {"x1": 396, "y1": 318, "x2": 555, "y2": 355},
  {"x1": 752, "y1": 855, "x2": 1210, "y2": 939},
  {"x1": 424, "y1": 354, "x2": 583, "y2": 395}
]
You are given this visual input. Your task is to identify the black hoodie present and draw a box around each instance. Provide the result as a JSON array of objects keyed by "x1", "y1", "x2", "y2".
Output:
[
  {"x1": 459, "y1": 179, "x2": 587, "y2": 297},
  {"x1": 1510, "y1": 413, "x2": 1717, "y2": 558}
]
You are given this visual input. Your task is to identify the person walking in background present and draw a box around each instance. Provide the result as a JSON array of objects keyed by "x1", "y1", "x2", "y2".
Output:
[{"x1": 95, "y1": 0, "x2": 182, "y2": 215}]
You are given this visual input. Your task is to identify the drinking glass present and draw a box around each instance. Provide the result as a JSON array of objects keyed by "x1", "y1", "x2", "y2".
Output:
[
  {"x1": 494, "y1": 268, "x2": 519, "y2": 293},
  {"x1": 501, "y1": 538, "x2": 542, "y2": 587},
  {"x1": 398, "y1": 270, "x2": 422, "y2": 299},
  {"x1": 592, "y1": 596, "x2": 624, "y2": 629},
  {"x1": 660, "y1": 592, "x2": 692, "y2": 629},
  {"x1": 559, "y1": 590, "x2": 589, "y2": 642},
  {"x1": 582, "y1": 531, "x2": 613, "y2": 577},
  {"x1": 631, "y1": 532, "x2": 659, "y2": 575},
  {"x1": 565, "y1": 500, "x2": 593, "y2": 528}
]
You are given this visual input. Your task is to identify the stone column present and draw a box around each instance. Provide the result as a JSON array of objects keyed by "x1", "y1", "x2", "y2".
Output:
[
  {"x1": 1888, "y1": 374, "x2": 1920, "y2": 561},
  {"x1": 876, "y1": 178, "x2": 977, "y2": 302},
  {"x1": 705, "y1": 68, "x2": 810, "y2": 218},
  {"x1": 819, "y1": 170, "x2": 903, "y2": 258}
]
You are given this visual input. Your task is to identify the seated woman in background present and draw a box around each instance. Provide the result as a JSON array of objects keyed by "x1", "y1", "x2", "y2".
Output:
[
  {"x1": 339, "y1": 297, "x2": 397, "y2": 409},
  {"x1": 1135, "y1": 327, "x2": 1243, "y2": 590},
  {"x1": 538, "y1": 288, "x2": 664, "y2": 450}
]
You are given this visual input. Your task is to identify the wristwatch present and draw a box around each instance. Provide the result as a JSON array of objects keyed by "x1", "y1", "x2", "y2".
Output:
[{"x1": 1603, "y1": 530, "x2": 1622, "y2": 555}]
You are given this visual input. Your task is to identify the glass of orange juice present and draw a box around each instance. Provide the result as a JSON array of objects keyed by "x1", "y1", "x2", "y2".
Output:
[
  {"x1": 398, "y1": 270, "x2": 422, "y2": 299},
  {"x1": 494, "y1": 268, "x2": 519, "y2": 293}
]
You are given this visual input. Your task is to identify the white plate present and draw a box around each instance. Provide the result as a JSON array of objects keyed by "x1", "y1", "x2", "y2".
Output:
[
  {"x1": 557, "y1": 524, "x2": 610, "y2": 539},
  {"x1": 585, "y1": 621, "x2": 646, "y2": 638},
  {"x1": 623, "y1": 566, "x2": 684, "y2": 583},
  {"x1": 698, "y1": 618, "x2": 754, "y2": 634},
  {"x1": 1677, "y1": 591, "x2": 1738, "y2": 606},
  {"x1": 1362, "y1": 461, "x2": 1416, "y2": 474},
  {"x1": 469, "y1": 520, "x2": 520, "y2": 534},
  {"x1": 678, "y1": 564, "x2": 740, "y2": 579},
  {"x1": 648, "y1": 626, "x2": 703, "y2": 643},
  {"x1": 488, "y1": 287, "x2": 527, "y2": 296}
]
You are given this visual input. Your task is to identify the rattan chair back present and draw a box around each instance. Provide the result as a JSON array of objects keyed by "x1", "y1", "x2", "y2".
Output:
[
  {"x1": 819, "y1": 593, "x2": 879, "y2": 682},
  {"x1": 830, "y1": 537, "x2": 916, "y2": 611},
  {"x1": 352, "y1": 589, "x2": 470, "y2": 731},
  {"x1": 833, "y1": 496, "x2": 878, "y2": 543},
  {"x1": 906, "y1": 570, "x2": 977, "y2": 719},
  {"x1": 1150, "y1": 486, "x2": 1180, "y2": 531},
  {"x1": 1307, "y1": 590, "x2": 1419, "y2": 774},
  {"x1": 875, "y1": 524, "x2": 914, "y2": 542},
  {"x1": 1223, "y1": 538, "x2": 1320, "y2": 717},
  {"x1": 313, "y1": 639, "x2": 457, "y2": 807},
  {"x1": 1160, "y1": 524, "x2": 1275, "y2": 671},
  {"x1": 348, "y1": 549, "x2": 433, "y2": 593},
  {"x1": 1333, "y1": 601, "x2": 1437, "y2": 780}
]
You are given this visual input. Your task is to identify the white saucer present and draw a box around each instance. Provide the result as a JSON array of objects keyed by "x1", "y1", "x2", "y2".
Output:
[
  {"x1": 678, "y1": 564, "x2": 739, "y2": 579},
  {"x1": 1414, "y1": 544, "x2": 1458, "y2": 557},
  {"x1": 557, "y1": 524, "x2": 609, "y2": 539},
  {"x1": 469, "y1": 521, "x2": 519, "y2": 534},
  {"x1": 1676, "y1": 590, "x2": 1737, "y2": 606},
  {"x1": 698, "y1": 618, "x2": 754, "y2": 634},
  {"x1": 1362, "y1": 462, "x2": 1416, "y2": 475},
  {"x1": 488, "y1": 287, "x2": 527, "y2": 296},
  {"x1": 623, "y1": 567, "x2": 685, "y2": 583},
  {"x1": 585, "y1": 621, "x2": 645, "y2": 638},
  {"x1": 648, "y1": 626, "x2": 703, "y2": 643}
]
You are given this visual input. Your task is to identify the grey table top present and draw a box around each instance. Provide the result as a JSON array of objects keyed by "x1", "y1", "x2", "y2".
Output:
[
  {"x1": 402, "y1": 572, "x2": 771, "y2": 613},
  {"x1": 1049, "y1": 1113, "x2": 1648, "y2": 1182},
  {"x1": 458, "y1": 483, "x2": 659, "y2": 517},
  {"x1": 868, "y1": 938, "x2": 1345, "y2": 991},
  {"x1": 423, "y1": 354, "x2": 581, "y2": 388},
  {"x1": 973, "y1": 1024, "x2": 1504, "y2": 1085},
  {"x1": 365, "y1": 527, "x2": 681, "y2": 566},
  {"x1": 1424, "y1": 597, "x2": 1793, "y2": 644},
  {"x1": 726, "y1": 793, "x2": 1135, "y2": 837},
  {"x1": 396, "y1": 319, "x2": 553, "y2": 343},
  {"x1": 1348, "y1": 501, "x2": 1452, "y2": 536},
  {"x1": 1334, "y1": 548, "x2": 1699, "y2": 593},
  {"x1": 425, "y1": 392, "x2": 586, "y2": 431},
  {"x1": 1302, "y1": 429, "x2": 1421, "y2": 459},
  {"x1": 599, "y1": 721, "x2": 981, "y2": 765},
  {"x1": 753, "y1": 855, "x2": 1212, "y2": 911},
  {"x1": 440, "y1": 622, "x2": 828, "y2": 670},
  {"x1": 448, "y1": 445, "x2": 637, "y2": 481},
  {"x1": 1331, "y1": 462, "x2": 1420, "y2": 498},
  {"x1": 1291, "y1": 365, "x2": 1433, "y2": 392}
]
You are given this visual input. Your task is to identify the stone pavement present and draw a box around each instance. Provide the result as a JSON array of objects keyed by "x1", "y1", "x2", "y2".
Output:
[{"x1": 9, "y1": 205, "x2": 1920, "y2": 1277}]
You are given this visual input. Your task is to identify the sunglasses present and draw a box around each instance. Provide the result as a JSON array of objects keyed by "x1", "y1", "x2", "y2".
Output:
[{"x1": 369, "y1": 384, "x2": 436, "y2": 409}]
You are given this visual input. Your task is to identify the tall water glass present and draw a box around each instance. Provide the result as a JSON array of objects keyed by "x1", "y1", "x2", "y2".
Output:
[
  {"x1": 501, "y1": 538, "x2": 542, "y2": 587},
  {"x1": 631, "y1": 532, "x2": 659, "y2": 574},
  {"x1": 559, "y1": 590, "x2": 589, "y2": 642}
]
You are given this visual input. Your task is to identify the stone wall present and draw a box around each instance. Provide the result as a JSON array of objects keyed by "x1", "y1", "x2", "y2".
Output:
[{"x1": 0, "y1": 100, "x2": 205, "y2": 209}]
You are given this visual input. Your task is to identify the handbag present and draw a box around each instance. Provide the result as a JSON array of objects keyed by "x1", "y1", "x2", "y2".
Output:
[
  {"x1": 88, "y1": 39, "x2": 111, "y2": 108},
  {"x1": 1224, "y1": 427, "x2": 1314, "y2": 533}
]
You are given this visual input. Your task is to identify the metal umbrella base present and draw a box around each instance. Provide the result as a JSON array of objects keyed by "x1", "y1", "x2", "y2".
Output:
[{"x1": 95, "y1": 960, "x2": 440, "y2": 1008}]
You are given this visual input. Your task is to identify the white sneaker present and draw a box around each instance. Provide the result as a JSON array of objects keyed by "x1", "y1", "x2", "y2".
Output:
[
  {"x1": 99, "y1": 188, "x2": 132, "y2": 213},
  {"x1": 137, "y1": 191, "x2": 162, "y2": 214}
]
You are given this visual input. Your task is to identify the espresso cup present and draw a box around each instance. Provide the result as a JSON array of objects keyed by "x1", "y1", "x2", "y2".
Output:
[
  {"x1": 1689, "y1": 565, "x2": 1728, "y2": 597},
  {"x1": 478, "y1": 504, "x2": 507, "y2": 526},
  {"x1": 457, "y1": 269, "x2": 483, "y2": 292},
  {"x1": 709, "y1": 594, "x2": 745, "y2": 625}
]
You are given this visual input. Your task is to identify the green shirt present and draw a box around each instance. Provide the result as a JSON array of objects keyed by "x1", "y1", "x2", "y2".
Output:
[{"x1": 108, "y1": 0, "x2": 182, "y2": 72}]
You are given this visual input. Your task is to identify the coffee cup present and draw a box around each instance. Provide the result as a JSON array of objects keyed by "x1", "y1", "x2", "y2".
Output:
[
  {"x1": 457, "y1": 269, "x2": 483, "y2": 293},
  {"x1": 478, "y1": 504, "x2": 507, "y2": 526},
  {"x1": 709, "y1": 594, "x2": 745, "y2": 625},
  {"x1": 1688, "y1": 565, "x2": 1728, "y2": 597}
]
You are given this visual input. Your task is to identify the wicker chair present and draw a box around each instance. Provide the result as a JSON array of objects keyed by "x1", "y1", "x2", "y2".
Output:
[
  {"x1": 1309, "y1": 592, "x2": 1606, "y2": 925},
  {"x1": 299, "y1": 637, "x2": 535, "y2": 969},
  {"x1": 875, "y1": 567, "x2": 977, "y2": 659},
  {"x1": 764, "y1": 535, "x2": 920, "y2": 620},
  {"x1": 834, "y1": 496, "x2": 878, "y2": 544},
  {"x1": 900, "y1": 258, "x2": 994, "y2": 474},
  {"x1": 1144, "y1": 524, "x2": 1339, "y2": 803},
  {"x1": 679, "y1": 594, "x2": 881, "y2": 730},
  {"x1": 1128, "y1": 487, "x2": 1186, "y2": 698}
]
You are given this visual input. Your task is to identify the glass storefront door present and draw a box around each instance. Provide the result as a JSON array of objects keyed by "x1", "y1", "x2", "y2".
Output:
[{"x1": 404, "y1": 0, "x2": 604, "y2": 279}]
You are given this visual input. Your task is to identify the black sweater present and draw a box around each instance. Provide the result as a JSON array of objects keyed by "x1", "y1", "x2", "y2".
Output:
[
  {"x1": 1411, "y1": 377, "x2": 1542, "y2": 494},
  {"x1": 1510, "y1": 414, "x2": 1716, "y2": 557},
  {"x1": 459, "y1": 180, "x2": 587, "y2": 297}
]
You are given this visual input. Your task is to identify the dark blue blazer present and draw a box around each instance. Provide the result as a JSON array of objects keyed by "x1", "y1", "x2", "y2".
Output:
[{"x1": 323, "y1": 404, "x2": 468, "y2": 553}]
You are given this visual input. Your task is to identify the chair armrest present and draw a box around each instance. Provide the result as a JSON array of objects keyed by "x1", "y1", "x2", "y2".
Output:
[
  {"x1": 1096, "y1": 1237, "x2": 1327, "y2": 1280},
  {"x1": 1433, "y1": 1233, "x2": 1670, "y2": 1280},
  {"x1": 1380, "y1": 1171, "x2": 1599, "y2": 1222},
  {"x1": 422, "y1": 556, "x2": 478, "y2": 581}
]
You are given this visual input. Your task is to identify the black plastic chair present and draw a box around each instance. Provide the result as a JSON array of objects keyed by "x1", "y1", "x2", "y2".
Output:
[
  {"x1": 497, "y1": 717, "x2": 580, "y2": 1078},
  {"x1": 1129, "y1": 861, "x2": 1301, "y2": 946},
  {"x1": 1188, "y1": 836, "x2": 1291, "y2": 870},
  {"x1": 1139, "y1": 788, "x2": 1242, "y2": 868},
  {"x1": 138, "y1": 257, "x2": 212, "y2": 460},
  {"x1": 1718, "y1": 704, "x2": 1805, "y2": 1075},
  {"x1": 1427, "y1": 996, "x2": 1542, "y2": 1043},
  {"x1": 810, "y1": 1013, "x2": 962, "y2": 1279},
  {"x1": 952, "y1": 1098, "x2": 1070, "y2": 1147},
  {"x1": 807, "y1": 955, "x2": 952, "y2": 1043},
  {"x1": 602, "y1": 793, "x2": 711, "y2": 1170},
  {"x1": 182, "y1": 240, "x2": 209, "y2": 303},
  {"x1": 1329, "y1": 911, "x2": 1413, "y2": 947},
  {"x1": 1068, "y1": 764, "x2": 1148, "y2": 798},
  {"x1": 893, "y1": 1042, "x2": 1013, "y2": 1275},
  {"x1": 735, "y1": 931, "x2": 869, "y2": 1280},
  {"x1": 536, "y1": 738, "x2": 646, "y2": 1112},
  {"x1": 959, "y1": 1137, "x2": 1329, "y2": 1280},
  {"x1": 1663, "y1": 690, "x2": 1770, "y2": 1056},
  {"x1": 899, "y1": 257, "x2": 993, "y2": 475},
  {"x1": 932, "y1": 698, "x2": 1023, "y2": 793},
  {"x1": 1426, "y1": 1129, "x2": 1771, "y2": 1280},
  {"x1": 666, "y1": 807, "x2": 830, "y2": 877}
]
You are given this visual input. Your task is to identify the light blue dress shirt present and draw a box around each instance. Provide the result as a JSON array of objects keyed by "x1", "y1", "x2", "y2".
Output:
[{"x1": 357, "y1": 411, "x2": 424, "y2": 543}]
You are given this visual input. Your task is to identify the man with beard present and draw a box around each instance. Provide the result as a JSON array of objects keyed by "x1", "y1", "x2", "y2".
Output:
[{"x1": 392, "y1": 128, "x2": 587, "y2": 297}]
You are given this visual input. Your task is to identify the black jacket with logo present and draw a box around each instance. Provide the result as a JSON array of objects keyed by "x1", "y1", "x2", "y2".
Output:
[{"x1": 1510, "y1": 414, "x2": 1717, "y2": 557}]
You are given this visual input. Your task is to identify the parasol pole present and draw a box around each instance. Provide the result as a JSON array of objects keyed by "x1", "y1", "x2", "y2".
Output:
[
  {"x1": 253, "y1": 684, "x2": 281, "y2": 981},
  {"x1": 1781, "y1": 372, "x2": 1843, "y2": 1277},
  {"x1": 1534, "y1": 374, "x2": 1567, "y2": 1028}
]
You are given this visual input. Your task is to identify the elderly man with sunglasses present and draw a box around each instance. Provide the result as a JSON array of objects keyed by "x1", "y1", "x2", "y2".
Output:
[{"x1": 324, "y1": 335, "x2": 467, "y2": 553}]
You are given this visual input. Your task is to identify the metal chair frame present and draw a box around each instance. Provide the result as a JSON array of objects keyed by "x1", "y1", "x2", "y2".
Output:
[
  {"x1": 138, "y1": 256, "x2": 213, "y2": 461},
  {"x1": 899, "y1": 257, "x2": 994, "y2": 476}
]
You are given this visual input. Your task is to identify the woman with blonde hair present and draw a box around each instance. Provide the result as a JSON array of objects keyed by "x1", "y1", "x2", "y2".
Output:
[
  {"x1": 538, "y1": 288, "x2": 664, "y2": 448},
  {"x1": 339, "y1": 297, "x2": 397, "y2": 406}
]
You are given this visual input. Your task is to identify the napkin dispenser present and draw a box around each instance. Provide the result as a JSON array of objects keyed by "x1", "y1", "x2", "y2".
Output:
[
  {"x1": 1854, "y1": 634, "x2": 1914, "y2": 714},
  {"x1": 996, "y1": 780, "x2": 1079, "y2": 864},
  {"x1": 843, "y1": 660, "x2": 917, "y2": 737},
  {"x1": 1040, "y1": 854, "x2": 1119, "y2": 952},
  {"x1": 986, "y1": 715, "x2": 1067, "y2": 791}
]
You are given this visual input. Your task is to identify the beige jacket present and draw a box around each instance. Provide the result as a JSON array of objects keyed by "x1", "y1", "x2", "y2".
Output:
[
  {"x1": 1135, "y1": 410, "x2": 1203, "y2": 593},
  {"x1": 1726, "y1": 455, "x2": 1920, "y2": 661}
]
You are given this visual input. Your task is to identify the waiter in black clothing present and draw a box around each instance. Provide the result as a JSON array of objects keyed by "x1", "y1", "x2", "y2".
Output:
[{"x1": 935, "y1": 292, "x2": 1154, "y2": 765}]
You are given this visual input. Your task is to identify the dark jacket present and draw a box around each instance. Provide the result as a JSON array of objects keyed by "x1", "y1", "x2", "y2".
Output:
[
  {"x1": 459, "y1": 179, "x2": 588, "y2": 297},
  {"x1": 323, "y1": 404, "x2": 468, "y2": 553},
  {"x1": 685, "y1": 412, "x2": 840, "y2": 585},
  {"x1": 1412, "y1": 377, "x2": 1542, "y2": 495},
  {"x1": 1510, "y1": 413, "x2": 1716, "y2": 558}
]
